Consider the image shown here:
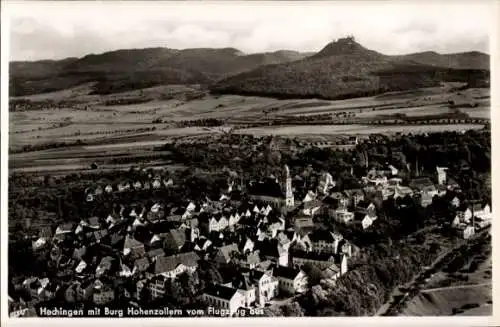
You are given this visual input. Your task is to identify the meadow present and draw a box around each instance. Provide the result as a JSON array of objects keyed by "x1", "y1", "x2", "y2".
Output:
[{"x1": 9, "y1": 83, "x2": 490, "y2": 173}]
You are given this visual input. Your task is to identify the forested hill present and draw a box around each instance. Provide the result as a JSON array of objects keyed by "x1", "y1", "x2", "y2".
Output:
[
  {"x1": 210, "y1": 37, "x2": 490, "y2": 100},
  {"x1": 9, "y1": 48, "x2": 313, "y2": 96},
  {"x1": 10, "y1": 38, "x2": 489, "y2": 99}
]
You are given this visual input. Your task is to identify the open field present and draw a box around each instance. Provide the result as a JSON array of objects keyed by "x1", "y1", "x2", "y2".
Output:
[
  {"x1": 234, "y1": 124, "x2": 485, "y2": 136},
  {"x1": 9, "y1": 85, "x2": 490, "y2": 169},
  {"x1": 401, "y1": 284, "x2": 491, "y2": 316},
  {"x1": 399, "y1": 234, "x2": 492, "y2": 317}
]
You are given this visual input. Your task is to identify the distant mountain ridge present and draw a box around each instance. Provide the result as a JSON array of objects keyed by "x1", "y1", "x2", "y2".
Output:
[
  {"x1": 9, "y1": 47, "x2": 313, "y2": 96},
  {"x1": 10, "y1": 38, "x2": 489, "y2": 98},
  {"x1": 210, "y1": 37, "x2": 490, "y2": 100}
]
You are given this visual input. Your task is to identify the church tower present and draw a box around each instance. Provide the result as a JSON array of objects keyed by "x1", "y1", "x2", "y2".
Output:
[{"x1": 284, "y1": 165, "x2": 294, "y2": 207}]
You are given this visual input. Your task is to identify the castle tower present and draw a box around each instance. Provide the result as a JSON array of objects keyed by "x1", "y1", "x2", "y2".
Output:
[{"x1": 284, "y1": 165, "x2": 294, "y2": 208}]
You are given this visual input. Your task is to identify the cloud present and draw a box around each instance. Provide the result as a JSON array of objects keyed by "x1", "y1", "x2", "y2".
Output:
[
  {"x1": 394, "y1": 21, "x2": 438, "y2": 35},
  {"x1": 6, "y1": 1, "x2": 493, "y2": 61}
]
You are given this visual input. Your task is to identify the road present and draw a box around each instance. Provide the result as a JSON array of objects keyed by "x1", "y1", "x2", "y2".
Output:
[{"x1": 421, "y1": 282, "x2": 492, "y2": 294}]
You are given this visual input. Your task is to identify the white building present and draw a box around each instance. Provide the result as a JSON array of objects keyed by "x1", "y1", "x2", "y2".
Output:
[
  {"x1": 202, "y1": 285, "x2": 247, "y2": 316},
  {"x1": 273, "y1": 266, "x2": 309, "y2": 295}
]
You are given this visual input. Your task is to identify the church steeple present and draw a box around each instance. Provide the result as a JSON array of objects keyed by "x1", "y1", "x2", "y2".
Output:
[{"x1": 284, "y1": 165, "x2": 294, "y2": 208}]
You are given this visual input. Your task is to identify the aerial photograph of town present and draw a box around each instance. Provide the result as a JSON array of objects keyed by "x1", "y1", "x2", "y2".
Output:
[{"x1": 5, "y1": 0, "x2": 493, "y2": 320}]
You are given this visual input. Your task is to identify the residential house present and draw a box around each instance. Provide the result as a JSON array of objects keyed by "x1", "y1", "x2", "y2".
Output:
[
  {"x1": 163, "y1": 178, "x2": 174, "y2": 188},
  {"x1": 23, "y1": 277, "x2": 45, "y2": 300},
  {"x1": 88, "y1": 229, "x2": 108, "y2": 243},
  {"x1": 93, "y1": 280, "x2": 115, "y2": 305},
  {"x1": 257, "y1": 239, "x2": 290, "y2": 267},
  {"x1": 472, "y1": 203, "x2": 492, "y2": 220},
  {"x1": 153, "y1": 252, "x2": 199, "y2": 279},
  {"x1": 39, "y1": 280, "x2": 59, "y2": 301},
  {"x1": 238, "y1": 250, "x2": 261, "y2": 270},
  {"x1": 302, "y1": 190, "x2": 317, "y2": 203},
  {"x1": 344, "y1": 189, "x2": 365, "y2": 207},
  {"x1": 209, "y1": 215, "x2": 229, "y2": 232},
  {"x1": 409, "y1": 177, "x2": 438, "y2": 206},
  {"x1": 451, "y1": 196, "x2": 461, "y2": 208},
  {"x1": 163, "y1": 229, "x2": 187, "y2": 253},
  {"x1": 240, "y1": 237, "x2": 255, "y2": 254},
  {"x1": 454, "y1": 224, "x2": 475, "y2": 240},
  {"x1": 337, "y1": 239, "x2": 359, "y2": 258},
  {"x1": 302, "y1": 200, "x2": 323, "y2": 216},
  {"x1": 133, "y1": 257, "x2": 151, "y2": 274},
  {"x1": 223, "y1": 275, "x2": 256, "y2": 308},
  {"x1": 147, "y1": 249, "x2": 165, "y2": 262},
  {"x1": 356, "y1": 201, "x2": 377, "y2": 217},
  {"x1": 76, "y1": 279, "x2": 95, "y2": 301},
  {"x1": 437, "y1": 184, "x2": 447, "y2": 197},
  {"x1": 330, "y1": 192, "x2": 349, "y2": 209},
  {"x1": 96, "y1": 256, "x2": 115, "y2": 278},
  {"x1": 228, "y1": 213, "x2": 241, "y2": 228},
  {"x1": 53, "y1": 223, "x2": 75, "y2": 241},
  {"x1": 72, "y1": 245, "x2": 87, "y2": 261},
  {"x1": 453, "y1": 207, "x2": 473, "y2": 227},
  {"x1": 321, "y1": 256, "x2": 348, "y2": 281},
  {"x1": 64, "y1": 282, "x2": 80, "y2": 303},
  {"x1": 194, "y1": 237, "x2": 212, "y2": 252},
  {"x1": 133, "y1": 181, "x2": 143, "y2": 190},
  {"x1": 291, "y1": 250, "x2": 342, "y2": 270},
  {"x1": 436, "y1": 166, "x2": 448, "y2": 185},
  {"x1": 267, "y1": 215, "x2": 286, "y2": 238},
  {"x1": 152, "y1": 178, "x2": 162, "y2": 189},
  {"x1": 105, "y1": 185, "x2": 113, "y2": 193},
  {"x1": 201, "y1": 284, "x2": 247, "y2": 316},
  {"x1": 332, "y1": 208, "x2": 355, "y2": 224},
  {"x1": 75, "y1": 260, "x2": 88, "y2": 274},
  {"x1": 214, "y1": 243, "x2": 239, "y2": 265},
  {"x1": 123, "y1": 236, "x2": 146, "y2": 259},
  {"x1": 307, "y1": 229, "x2": 344, "y2": 254},
  {"x1": 246, "y1": 269, "x2": 279, "y2": 306},
  {"x1": 273, "y1": 266, "x2": 308, "y2": 295},
  {"x1": 142, "y1": 276, "x2": 170, "y2": 300},
  {"x1": 361, "y1": 215, "x2": 375, "y2": 230},
  {"x1": 33, "y1": 227, "x2": 53, "y2": 250}
]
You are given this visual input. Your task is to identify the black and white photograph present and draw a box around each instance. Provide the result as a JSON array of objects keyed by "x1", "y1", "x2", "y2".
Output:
[{"x1": 2, "y1": 0, "x2": 496, "y2": 323}]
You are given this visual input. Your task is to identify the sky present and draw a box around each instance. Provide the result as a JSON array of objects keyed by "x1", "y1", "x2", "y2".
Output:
[{"x1": 5, "y1": 1, "x2": 495, "y2": 62}]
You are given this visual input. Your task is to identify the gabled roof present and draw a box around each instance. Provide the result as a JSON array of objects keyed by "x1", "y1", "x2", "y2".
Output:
[
  {"x1": 344, "y1": 189, "x2": 364, "y2": 197},
  {"x1": 56, "y1": 223, "x2": 75, "y2": 233},
  {"x1": 164, "y1": 229, "x2": 187, "y2": 248},
  {"x1": 308, "y1": 229, "x2": 335, "y2": 243},
  {"x1": 291, "y1": 250, "x2": 337, "y2": 262},
  {"x1": 217, "y1": 243, "x2": 239, "y2": 262},
  {"x1": 123, "y1": 236, "x2": 144, "y2": 249},
  {"x1": 134, "y1": 257, "x2": 150, "y2": 272},
  {"x1": 88, "y1": 217, "x2": 101, "y2": 227},
  {"x1": 273, "y1": 266, "x2": 301, "y2": 280},
  {"x1": 244, "y1": 251, "x2": 261, "y2": 265},
  {"x1": 472, "y1": 203, "x2": 484, "y2": 212},
  {"x1": 203, "y1": 284, "x2": 239, "y2": 301},
  {"x1": 409, "y1": 177, "x2": 435, "y2": 189},
  {"x1": 147, "y1": 248, "x2": 165, "y2": 258},
  {"x1": 356, "y1": 200, "x2": 375, "y2": 210},
  {"x1": 303, "y1": 200, "x2": 323, "y2": 210},
  {"x1": 154, "y1": 252, "x2": 199, "y2": 274}
]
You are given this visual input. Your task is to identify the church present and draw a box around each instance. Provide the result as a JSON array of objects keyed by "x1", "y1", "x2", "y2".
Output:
[{"x1": 248, "y1": 165, "x2": 295, "y2": 211}]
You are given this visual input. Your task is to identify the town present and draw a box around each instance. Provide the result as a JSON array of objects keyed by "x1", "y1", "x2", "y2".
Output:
[{"x1": 7, "y1": 129, "x2": 492, "y2": 317}]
